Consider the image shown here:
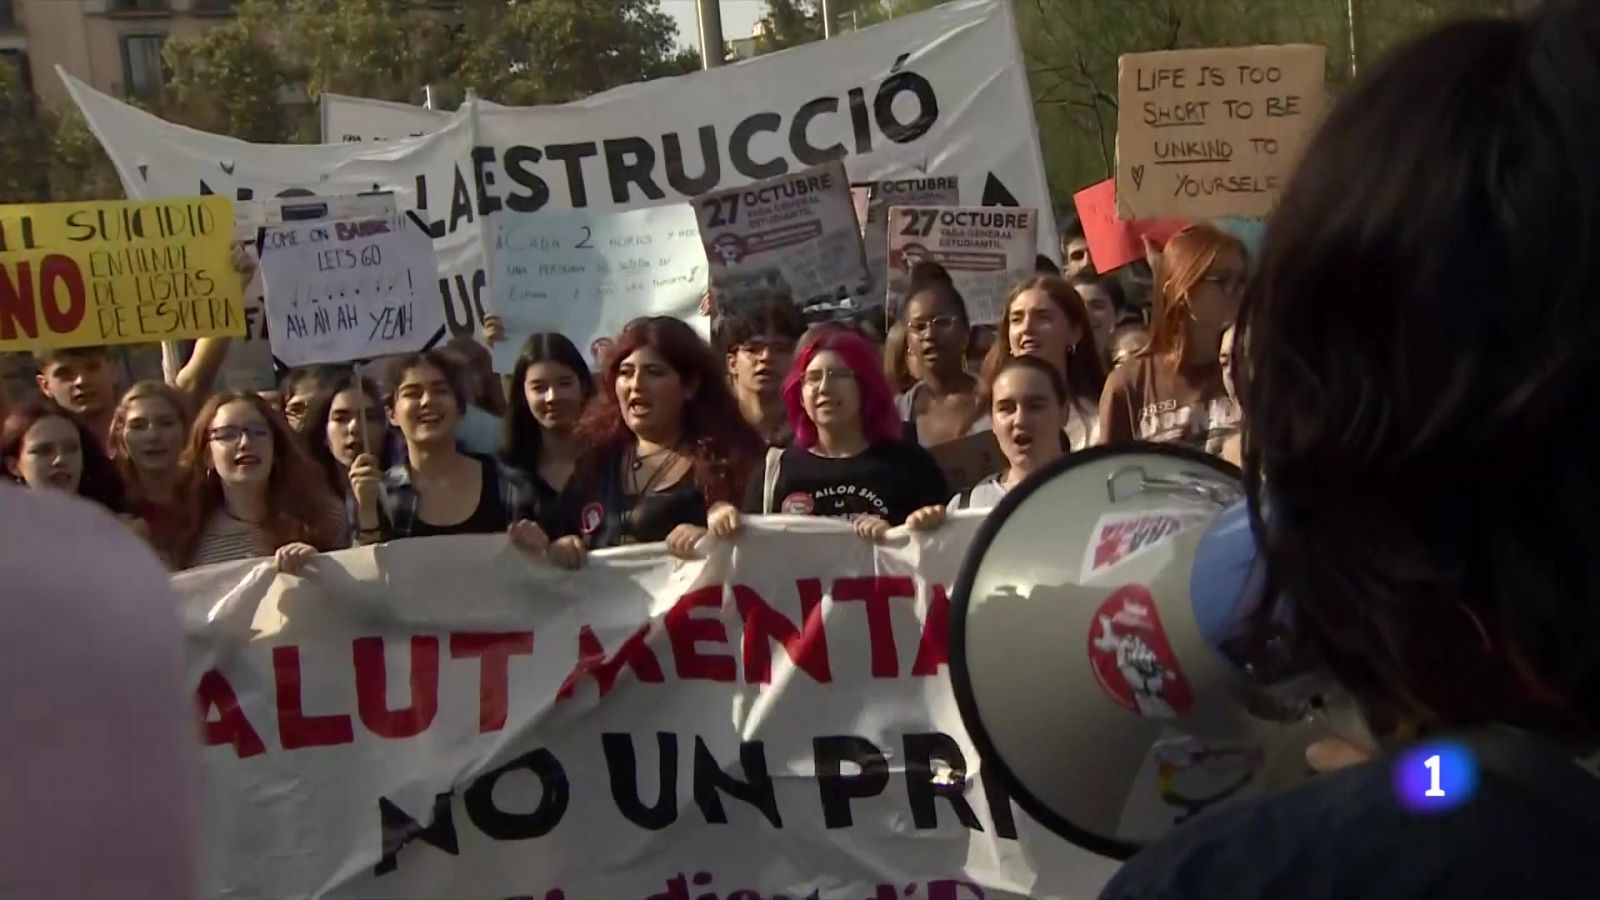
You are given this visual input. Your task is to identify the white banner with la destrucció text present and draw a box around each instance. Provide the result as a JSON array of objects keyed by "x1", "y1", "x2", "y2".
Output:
[
  {"x1": 175, "y1": 515, "x2": 1120, "y2": 899},
  {"x1": 320, "y1": 0, "x2": 1058, "y2": 261}
]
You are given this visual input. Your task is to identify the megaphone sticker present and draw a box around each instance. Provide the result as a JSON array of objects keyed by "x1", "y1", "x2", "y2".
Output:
[
  {"x1": 1080, "y1": 509, "x2": 1212, "y2": 582},
  {"x1": 1087, "y1": 585, "x2": 1195, "y2": 718}
]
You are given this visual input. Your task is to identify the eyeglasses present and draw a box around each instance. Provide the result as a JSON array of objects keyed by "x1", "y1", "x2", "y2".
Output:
[
  {"x1": 906, "y1": 315, "x2": 961, "y2": 336},
  {"x1": 1200, "y1": 273, "x2": 1249, "y2": 296},
  {"x1": 738, "y1": 338, "x2": 795, "y2": 356},
  {"x1": 209, "y1": 424, "x2": 272, "y2": 445}
]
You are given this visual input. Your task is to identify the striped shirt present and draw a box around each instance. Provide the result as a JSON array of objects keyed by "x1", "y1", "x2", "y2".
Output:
[
  {"x1": 187, "y1": 504, "x2": 350, "y2": 570},
  {"x1": 190, "y1": 513, "x2": 271, "y2": 568}
]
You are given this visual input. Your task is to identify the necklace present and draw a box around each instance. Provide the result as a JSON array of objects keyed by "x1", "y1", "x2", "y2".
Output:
[
  {"x1": 627, "y1": 443, "x2": 682, "y2": 496},
  {"x1": 630, "y1": 443, "x2": 676, "y2": 472}
]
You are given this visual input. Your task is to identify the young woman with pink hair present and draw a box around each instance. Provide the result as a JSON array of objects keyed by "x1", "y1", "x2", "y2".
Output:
[{"x1": 711, "y1": 324, "x2": 947, "y2": 543}]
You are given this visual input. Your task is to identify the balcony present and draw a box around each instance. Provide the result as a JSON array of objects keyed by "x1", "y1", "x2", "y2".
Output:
[
  {"x1": 106, "y1": 0, "x2": 170, "y2": 18},
  {"x1": 190, "y1": 0, "x2": 237, "y2": 15}
]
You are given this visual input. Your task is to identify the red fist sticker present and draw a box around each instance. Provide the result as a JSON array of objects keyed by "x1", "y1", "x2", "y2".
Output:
[{"x1": 1086, "y1": 584, "x2": 1194, "y2": 718}]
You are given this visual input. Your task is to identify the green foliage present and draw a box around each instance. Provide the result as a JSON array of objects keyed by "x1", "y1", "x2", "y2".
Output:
[
  {"x1": 0, "y1": 60, "x2": 51, "y2": 203},
  {"x1": 162, "y1": 7, "x2": 297, "y2": 142},
  {"x1": 758, "y1": 0, "x2": 1524, "y2": 207}
]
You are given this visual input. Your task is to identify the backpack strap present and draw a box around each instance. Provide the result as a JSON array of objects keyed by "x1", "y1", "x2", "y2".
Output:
[{"x1": 762, "y1": 446, "x2": 784, "y2": 515}]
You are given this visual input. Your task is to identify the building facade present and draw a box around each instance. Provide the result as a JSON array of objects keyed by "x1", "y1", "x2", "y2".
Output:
[{"x1": 2, "y1": 0, "x2": 241, "y2": 107}]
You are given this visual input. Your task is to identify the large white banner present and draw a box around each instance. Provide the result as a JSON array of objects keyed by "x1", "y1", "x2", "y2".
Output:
[
  {"x1": 61, "y1": 72, "x2": 491, "y2": 342},
  {"x1": 175, "y1": 516, "x2": 1120, "y2": 899},
  {"x1": 323, "y1": 0, "x2": 1059, "y2": 259}
]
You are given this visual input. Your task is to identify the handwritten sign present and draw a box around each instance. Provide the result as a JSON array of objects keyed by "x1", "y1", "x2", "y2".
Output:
[
  {"x1": 884, "y1": 206, "x2": 1038, "y2": 325},
  {"x1": 1072, "y1": 179, "x2": 1190, "y2": 274},
  {"x1": 0, "y1": 196, "x2": 242, "y2": 352},
  {"x1": 1116, "y1": 44, "x2": 1326, "y2": 219},
  {"x1": 259, "y1": 212, "x2": 442, "y2": 367},
  {"x1": 695, "y1": 161, "x2": 872, "y2": 324},
  {"x1": 489, "y1": 204, "x2": 710, "y2": 374},
  {"x1": 857, "y1": 176, "x2": 960, "y2": 305},
  {"x1": 217, "y1": 194, "x2": 402, "y2": 390}
]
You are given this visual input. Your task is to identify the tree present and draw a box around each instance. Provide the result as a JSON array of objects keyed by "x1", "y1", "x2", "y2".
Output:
[
  {"x1": 0, "y1": 59, "x2": 51, "y2": 203},
  {"x1": 454, "y1": 0, "x2": 698, "y2": 106},
  {"x1": 754, "y1": 0, "x2": 823, "y2": 54},
  {"x1": 162, "y1": 11, "x2": 297, "y2": 142}
]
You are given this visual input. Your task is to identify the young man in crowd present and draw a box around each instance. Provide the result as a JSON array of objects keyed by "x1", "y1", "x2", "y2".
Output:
[
  {"x1": 35, "y1": 346, "x2": 119, "y2": 444},
  {"x1": 715, "y1": 290, "x2": 805, "y2": 448}
]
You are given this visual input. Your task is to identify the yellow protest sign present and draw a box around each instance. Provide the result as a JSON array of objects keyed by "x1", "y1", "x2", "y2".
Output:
[{"x1": 0, "y1": 196, "x2": 244, "y2": 351}]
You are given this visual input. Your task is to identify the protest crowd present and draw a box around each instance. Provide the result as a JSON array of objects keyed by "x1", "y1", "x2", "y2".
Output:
[
  {"x1": 3, "y1": 0, "x2": 1600, "y2": 890},
  {"x1": 1, "y1": 223, "x2": 1239, "y2": 574}
]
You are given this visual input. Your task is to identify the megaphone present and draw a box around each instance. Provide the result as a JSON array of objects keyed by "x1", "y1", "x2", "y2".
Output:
[{"x1": 949, "y1": 443, "x2": 1369, "y2": 859}]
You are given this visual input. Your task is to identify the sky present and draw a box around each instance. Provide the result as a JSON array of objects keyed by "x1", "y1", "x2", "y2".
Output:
[{"x1": 661, "y1": 0, "x2": 768, "y2": 51}]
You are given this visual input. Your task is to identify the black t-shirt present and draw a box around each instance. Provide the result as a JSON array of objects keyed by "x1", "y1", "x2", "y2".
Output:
[
  {"x1": 743, "y1": 441, "x2": 948, "y2": 526},
  {"x1": 555, "y1": 448, "x2": 709, "y2": 549},
  {"x1": 404, "y1": 459, "x2": 512, "y2": 539},
  {"x1": 1101, "y1": 754, "x2": 1598, "y2": 900}
]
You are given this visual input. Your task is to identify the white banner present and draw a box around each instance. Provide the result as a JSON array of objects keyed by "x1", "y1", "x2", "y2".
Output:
[
  {"x1": 60, "y1": 71, "x2": 493, "y2": 342},
  {"x1": 320, "y1": 93, "x2": 510, "y2": 144},
  {"x1": 175, "y1": 516, "x2": 1120, "y2": 899},
  {"x1": 324, "y1": 0, "x2": 1058, "y2": 259}
]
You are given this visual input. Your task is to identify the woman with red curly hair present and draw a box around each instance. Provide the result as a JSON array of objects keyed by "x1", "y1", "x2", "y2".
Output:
[
  {"x1": 1098, "y1": 223, "x2": 1245, "y2": 454},
  {"x1": 711, "y1": 324, "x2": 947, "y2": 543},
  {"x1": 548, "y1": 316, "x2": 763, "y2": 568}
]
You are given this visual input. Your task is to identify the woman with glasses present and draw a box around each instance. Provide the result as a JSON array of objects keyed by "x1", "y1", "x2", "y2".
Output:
[
  {"x1": 547, "y1": 317, "x2": 763, "y2": 568},
  {"x1": 715, "y1": 291, "x2": 806, "y2": 447},
  {"x1": 982, "y1": 275, "x2": 1108, "y2": 451},
  {"x1": 108, "y1": 381, "x2": 192, "y2": 564},
  {"x1": 897, "y1": 281, "x2": 988, "y2": 447},
  {"x1": 712, "y1": 324, "x2": 948, "y2": 544},
  {"x1": 173, "y1": 392, "x2": 346, "y2": 571},
  {"x1": 305, "y1": 371, "x2": 391, "y2": 542},
  {"x1": 1098, "y1": 224, "x2": 1246, "y2": 454}
]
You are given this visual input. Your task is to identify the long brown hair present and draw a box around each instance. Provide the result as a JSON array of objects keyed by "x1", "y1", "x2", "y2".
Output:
[
  {"x1": 982, "y1": 275, "x2": 1107, "y2": 407},
  {"x1": 108, "y1": 380, "x2": 193, "y2": 503},
  {"x1": 1141, "y1": 224, "x2": 1247, "y2": 364},
  {"x1": 575, "y1": 317, "x2": 762, "y2": 506},
  {"x1": 174, "y1": 391, "x2": 342, "y2": 565}
]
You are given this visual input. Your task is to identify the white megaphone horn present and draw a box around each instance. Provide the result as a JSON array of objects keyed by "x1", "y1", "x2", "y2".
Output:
[{"x1": 949, "y1": 443, "x2": 1368, "y2": 859}]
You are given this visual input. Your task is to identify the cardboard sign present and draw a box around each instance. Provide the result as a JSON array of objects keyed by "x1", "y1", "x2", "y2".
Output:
[
  {"x1": 885, "y1": 206, "x2": 1037, "y2": 325},
  {"x1": 858, "y1": 176, "x2": 960, "y2": 306},
  {"x1": 490, "y1": 204, "x2": 710, "y2": 374},
  {"x1": 1072, "y1": 179, "x2": 1190, "y2": 274},
  {"x1": 259, "y1": 212, "x2": 443, "y2": 367},
  {"x1": 0, "y1": 196, "x2": 243, "y2": 351},
  {"x1": 695, "y1": 160, "x2": 872, "y2": 323},
  {"x1": 927, "y1": 429, "x2": 1003, "y2": 493},
  {"x1": 1116, "y1": 44, "x2": 1326, "y2": 219}
]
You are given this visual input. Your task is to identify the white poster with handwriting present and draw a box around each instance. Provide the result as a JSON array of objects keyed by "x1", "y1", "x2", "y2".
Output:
[
  {"x1": 488, "y1": 205, "x2": 709, "y2": 374},
  {"x1": 885, "y1": 206, "x2": 1038, "y2": 325},
  {"x1": 695, "y1": 161, "x2": 873, "y2": 325},
  {"x1": 260, "y1": 213, "x2": 443, "y2": 368}
]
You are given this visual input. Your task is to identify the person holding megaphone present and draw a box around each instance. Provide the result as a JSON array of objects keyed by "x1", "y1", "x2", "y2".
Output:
[{"x1": 1093, "y1": 4, "x2": 1600, "y2": 897}]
